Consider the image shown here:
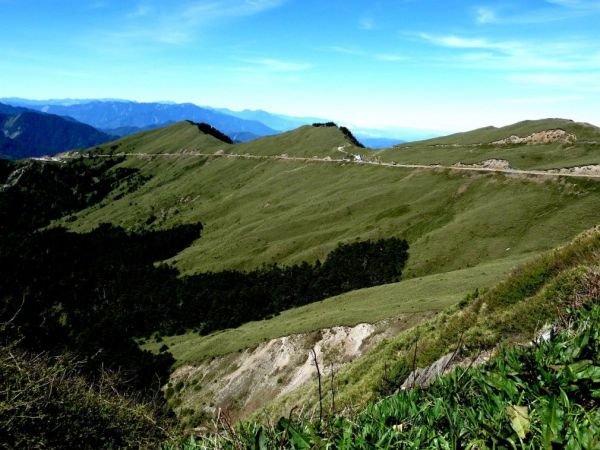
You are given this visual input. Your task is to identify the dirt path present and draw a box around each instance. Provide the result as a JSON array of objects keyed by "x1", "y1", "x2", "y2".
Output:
[{"x1": 80, "y1": 151, "x2": 600, "y2": 180}]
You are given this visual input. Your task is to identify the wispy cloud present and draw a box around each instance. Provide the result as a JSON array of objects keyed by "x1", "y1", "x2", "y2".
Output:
[
  {"x1": 417, "y1": 33, "x2": 516, "y2": 51},
  {"x1": 473, "y1": 0, "x2": 600, "y2": 25},
  {"x1": 375, "y1": 54, "x2": 406, "y2": 62},
  {"x1": 416, "y1": 33, "x2": 600, "y2": 71},
  {"x1": 499, "y1": 94, "x2": 588, "y2": 105},
  {"x1": 99, "y1": 0, "x2": 287, "y2": 46},
  {"x1": 546, "y1": 0, "x2": 600, "y2": 9},
  {"x1": 328, "y1": 46, "x2": 365, "y2": 56},
  {"x1": 235, "y1": 58, "x2": 313, "y2": 72},
  {"x1": 89, "y1": 1, "x2": 109, "y2": 9},
  {"x1": 227, "y1": 58, "x2": 311, "y2": 86}
]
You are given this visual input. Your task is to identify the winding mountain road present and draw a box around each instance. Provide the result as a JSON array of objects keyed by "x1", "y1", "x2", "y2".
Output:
[{"x1": 81, "y1": 151, "x2": 600, "y2": 180}]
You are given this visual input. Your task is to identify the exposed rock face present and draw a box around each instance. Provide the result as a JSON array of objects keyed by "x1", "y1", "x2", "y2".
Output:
[
  {"x1": 454, "y1": 159, "x2": 510, "y2": 170},
  {"x1": 170, "y1": 322, "x2": 392, "y2": 423},
  {"x1": 399, "y1": 321, "x2": 565, "y2": 391},
  {"x1": 400, "y1": 351, "x2": 493, "y2": 390},
  {"x1": 491, "y1": 129, "x2": 577, "y2": 146},
  {"x1": 549, "y1": 165, "x2": 600, "y2": 177}
]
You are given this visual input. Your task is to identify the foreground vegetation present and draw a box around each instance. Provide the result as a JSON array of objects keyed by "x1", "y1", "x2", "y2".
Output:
[{"x1": 0, "y1": 341, "x2": 172, "y2": 449}]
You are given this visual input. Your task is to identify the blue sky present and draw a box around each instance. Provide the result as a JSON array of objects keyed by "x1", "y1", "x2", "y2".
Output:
[{"x1": 0, "y1": 0, "x2": 599, "y2": 132}]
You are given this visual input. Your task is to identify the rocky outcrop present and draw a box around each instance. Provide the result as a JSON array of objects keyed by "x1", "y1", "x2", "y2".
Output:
[
  {"x1": 548, "y1": 165, "x2": 600, "y2": 177},
  {"x1": 400, "y1": 350, "x2": 493, "y2": 390},
  {"x1": 454, "y1": 159, "x2": 510, "y2": 170},
  {"x1": 491, "y1": 129, "x2": 577, "y2": 146},
  {"x1": 168, "y1": 321, "x2": 402, "y2": 424}
]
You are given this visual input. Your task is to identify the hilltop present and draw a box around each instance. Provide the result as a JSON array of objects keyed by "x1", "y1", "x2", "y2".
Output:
[
  {"x1": 377, "y1": 118, "x2": 600, "y2": 170},
  {"x1": 414, "y1": 118, "x2": 600, "y2": 145},
  {"x1": 86, "y1": 120, "x2": 233, "y2": 156}
]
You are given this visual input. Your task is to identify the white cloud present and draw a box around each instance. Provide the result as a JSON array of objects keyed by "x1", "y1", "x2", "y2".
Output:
[
  {"x1": 470, "y1": 1, "x2": 600, "y2": 26},
  {"x1": 89, "y1": 1, "x2": 109, "y2": 9},
  {"x1": 328, "y1": 46, "x2": 405, "y2": 63},
  {"x1": 417, "y1": 33, "x2": 516, "y2": 51},
  {"x1": 500, "y1": 95, "x2": 588, "y2": 105},
  {"x1": 417, "y1": 33, "x2": 600, "y2": 71},
  {"x1": 328, "y1": 46, "x2": 365, "y2": 56}
]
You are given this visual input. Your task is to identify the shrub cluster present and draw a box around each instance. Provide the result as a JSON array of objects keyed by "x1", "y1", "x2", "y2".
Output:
[{"x1": 0, "y1": 343, "x2": 172, "y2": 449}]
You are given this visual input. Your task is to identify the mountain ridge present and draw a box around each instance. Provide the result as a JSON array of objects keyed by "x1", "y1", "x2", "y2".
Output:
[
  {"x1": 3, "y1": 99, "x2": 278, "y2": 139},
  {"x1": 0, "y1": 103, "x2": 114, "y2": 159}
]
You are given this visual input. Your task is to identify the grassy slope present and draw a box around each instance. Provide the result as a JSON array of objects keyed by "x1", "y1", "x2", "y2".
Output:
[
  {"x1": 57, "y1": 120, "x2": 600, "y2": 433},
  {"x1": 92, "y1": 121, "x2": 230, "y2": 155},
  {"x1": 64, "y1": 151, "x2": 600, "y2": 279},
  {"x1": 143, "y1": 255, "x2": 527, "y2": 363},
  {"x1": 377, "y1": 119, "x2": 600, "y2": 170},
  {"x1": 414, "y1": 118, "x2": 600, "y2": 145},
  {"x1": 60, "y1": 119, "x2": 600, "y2": 365},
  {"x1": 258, "y1": 225, "x2": 600, "y2": 421},
  {"x1": 235, "y1": 125, "x2": 362, "y2": 157}
]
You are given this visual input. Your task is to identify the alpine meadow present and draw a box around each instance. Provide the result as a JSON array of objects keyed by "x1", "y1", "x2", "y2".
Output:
[{"x1": 1, "y1": 1, "x2": 600, "y2": 449}]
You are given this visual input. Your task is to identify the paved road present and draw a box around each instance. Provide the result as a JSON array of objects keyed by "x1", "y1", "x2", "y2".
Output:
[{"x1": 83, "y1": 151, "x2": 600, "y2": 180}]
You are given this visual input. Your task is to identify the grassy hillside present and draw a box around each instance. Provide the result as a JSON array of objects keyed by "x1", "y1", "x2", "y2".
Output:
[
  {"x1": 63, "y1": 152, "x2": 600, "y2": 279},
  {"x1": 413, "y1": 118, "x2": 600, "y2": 145},
  {"x1": 198, "y1": 302, "x2": 600, "y2": 449},
  {"x1": 255, "y1": 225, "x2": 600, "y2": 425},
  {"x1": 378, "y1": 119, "x2": 600, "y2": 170},
  {"x1": 88, "y1": 120, "x2": 231, "y2": 155},
  {"x1": 235, "y1": 124, "x2": 363, "y2": 158},
  {"x1": 144, "y1": 255, "x2": 528, "y2": 363}
]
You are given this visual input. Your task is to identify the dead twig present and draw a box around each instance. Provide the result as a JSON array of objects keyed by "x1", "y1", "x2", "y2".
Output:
[{"x1": 310, "y1": 347, "x2": 323, "y2": 425}]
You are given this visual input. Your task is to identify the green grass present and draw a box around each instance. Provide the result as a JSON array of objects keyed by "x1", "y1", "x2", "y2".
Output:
[
  {"x1": 95, "y1": 121, "x2": 230, "y2": 155},
  {"x1": 377, "y1": 141, "x2": 600, "y2": 170},
  {"x1": 377, "y1": 119, "x2": 600, "y2": 170},
  {"x1": 190, "y1": 302, "x2": 600, "y2": 449},
  {"x1": 164, "y1": 226, "x2": 600, "y2": 449},
  {"x1": 237, "y1": 125, "x2": 362, "y2": 157},
  {"x1": 62, "y1": 152, "x2": 600, "y2": 280},
  {"x1": 143, "y1": 254, "x2": 528, "y2": 363},
  {"x1": 255, "y1": 226, "x2": 600, "y2": 422},
  {"x1": 411, "y1": 118, "x2": 600, "y2": 145}
]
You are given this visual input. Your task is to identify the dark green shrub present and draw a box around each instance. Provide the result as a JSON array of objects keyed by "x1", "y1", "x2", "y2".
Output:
[{"x1": 0, "y1": 346, "x2": 172, "y2": 449}]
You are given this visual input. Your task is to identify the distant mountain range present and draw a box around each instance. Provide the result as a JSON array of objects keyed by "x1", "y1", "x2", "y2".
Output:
[
  {"x1": 0, "y1": 98, "x2": 446, "y2": 157},
  {"x1": 2, "y1": 98, "x2": 421, "y2": 147},
  {"x1": 0, "y1": 103, "x2": 114, "y2": 159},
  {"x1": 4, "y1": 99, "x2": 277, "y2": 139}
]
